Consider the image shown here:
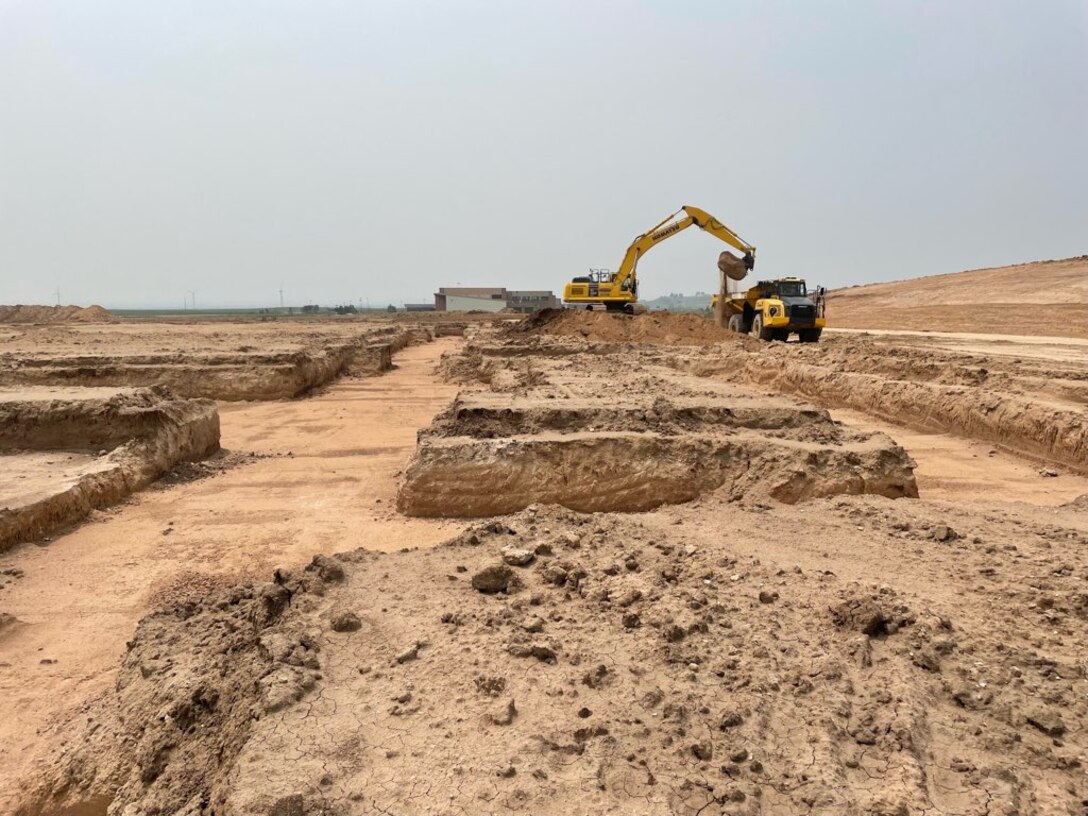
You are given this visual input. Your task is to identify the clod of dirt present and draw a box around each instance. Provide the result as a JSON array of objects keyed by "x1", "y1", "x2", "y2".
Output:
[
  {"x1": 501, "y1": 545, "x2": 535, "y2": 566},
  {"x1": 691, "y1": 740, "x2": 714, "y2": 761},
  {"x1": 931, "y1": 524, "x2": 960, "y2": 542},
  {"x1": 394, "y1": 642, "x2": 423, "y2": 664},
  {"x1": 1026, "y1": 707, "x2": 1067, "y2": 737},
  {"x1": 0, "y1": 612, "x2": 26, "y2": 635},
  {"x1": 330, "y1": 611, "x2": 361, "y2": 632},
  {"x1": 489, "y1": 698, "x2": 518, "y2": 726},
  {"x1": 831, "y1": 597, "x2": 889, "y2": 637},
  {"x1": 472, "y1": 564, "x2": 518, "y2": 593},
  {"x1": 308, "y1": 554, "x2": 346, "y2": 582}
]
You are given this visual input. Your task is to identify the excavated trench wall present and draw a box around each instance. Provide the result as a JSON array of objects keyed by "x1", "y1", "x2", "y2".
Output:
[
  {"x1": 680, "y1": 351, "x2": 1088, "y2": 476},
  {"x1": 0, "y1": 388, "x2": 220, "y2": 550},
  {"x1": 0, "y1": 326, "x2": 432, "y2": 401},
  {"x1": 398, "y1": 375, "x2": 919, "y2": 518}
]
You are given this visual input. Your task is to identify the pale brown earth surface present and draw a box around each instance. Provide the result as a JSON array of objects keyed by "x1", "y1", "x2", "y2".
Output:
[
  {"x1": 3, "y1": 311, "x2": 1088, "y2": 816},
  {"x1": 827, "y1": 255, "x2": 1088, "y2": 337}
]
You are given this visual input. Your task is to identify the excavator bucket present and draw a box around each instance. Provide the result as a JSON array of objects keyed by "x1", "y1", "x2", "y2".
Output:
[{"x1": 718, "y1": 251, "x2": 749, "y2": 281}]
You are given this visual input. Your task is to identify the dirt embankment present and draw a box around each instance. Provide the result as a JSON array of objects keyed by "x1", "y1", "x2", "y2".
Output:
[
  {"x1": 0, "y1": 387, "x2": 220, "y2": 549},
  {"x1": 448, "y1": 313, "x2": 1088, "y2": 480},
  {"x1": 0, "y1": 324, "x2": 431, "y2": 400},
  {"x1": 17, "y1": 501, "x2": 1088, "y2": 815},
  {"x1": 400, "y1": 344, "x2": 917, "y2": 517},
  {"x1": 678, "y1": 335, "x2": 1088, "y2": 476},
  {"x1": 509, "y1": 308, "x2": 741, "y2": 346},
  {"x1": 0, "y1": 305, "x2": 114, "y2": 324},
  {"x1": 828, "y1": 255, "x2": 1088, "y2": 338}
]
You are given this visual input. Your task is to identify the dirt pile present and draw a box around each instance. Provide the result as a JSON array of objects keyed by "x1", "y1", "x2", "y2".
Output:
[
  {"x1": 509, "y1": 309, "x2": 739, "y2": 346},
  {"x1": 401, "y1": 351, "x2": 917, "y2": 517},
  {"x1": 14, "y1": 574, "x2": 302, "y2": 816},
  {"x1": 18, "y1": 502, "x2": 1088, "y2": 815},
  {"x1": 0, "y1": 305, "x2": 114, "y2": 324}
]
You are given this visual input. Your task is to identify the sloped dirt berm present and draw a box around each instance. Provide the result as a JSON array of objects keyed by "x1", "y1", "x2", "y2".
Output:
[
  {"x1": 0, "y1": 386, "x2": 219, "y2": 549},
  {"x1": 397, "y1": 347, "x2": 917, "y2": 517}
]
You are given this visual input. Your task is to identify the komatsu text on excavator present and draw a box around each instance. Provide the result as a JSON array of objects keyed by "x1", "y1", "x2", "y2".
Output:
[{"x1": 563, "y1": 206, "x2": 756, "y2": 313}]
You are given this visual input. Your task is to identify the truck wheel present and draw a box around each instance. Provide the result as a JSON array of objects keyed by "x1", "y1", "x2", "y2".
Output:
[
  {"x1": 752, "y1": 315, "x2": 773, "y2": 341},
  {"x1": 798, "y1": 328, "x2": 822, "y2": 343},
  {"x1": 727, "y1": 315, "x2": 744, "y2": 333},
  {"x1": 772, "y1": 329, "x2": 790, "y2": 342}
]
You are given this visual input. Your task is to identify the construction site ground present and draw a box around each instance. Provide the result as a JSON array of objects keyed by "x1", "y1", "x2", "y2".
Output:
[{"x1": 2, "y1": 312, "x2": 1087, "y2": 815}]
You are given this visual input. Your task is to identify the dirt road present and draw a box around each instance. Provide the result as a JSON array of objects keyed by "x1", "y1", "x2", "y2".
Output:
[{"x1": 0, "y1": 338, "x2": 462, "y2": 801}]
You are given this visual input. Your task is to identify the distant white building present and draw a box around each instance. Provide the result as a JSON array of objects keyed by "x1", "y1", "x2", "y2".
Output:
[{"x1": 433, "y1": 287, "x2": 559, "y2": 313}]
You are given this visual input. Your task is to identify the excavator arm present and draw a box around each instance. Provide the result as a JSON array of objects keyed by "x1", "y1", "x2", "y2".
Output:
[{"x1": 610, "y1": 205, "x2": 756, "y2": 298}]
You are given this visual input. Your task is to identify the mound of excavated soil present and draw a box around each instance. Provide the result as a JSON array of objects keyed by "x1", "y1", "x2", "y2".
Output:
[
  {"x1": 0, "y1": 304, "x2": 114, "y2": 324},
  {"x1": 510, "y1": 309, "x2": 737, "y2": 346},
  {"x1": 19, "y1": 503, "x2": 1088, "y2": 815},
  {"x1": 399, "y1": 392, "x2": 917, "y2": 517}
]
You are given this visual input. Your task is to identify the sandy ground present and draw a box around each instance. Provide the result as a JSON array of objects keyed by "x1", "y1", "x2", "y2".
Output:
[
  {"x1": 829, "y1": 408, "x2": 1088, "y2": 505},
  {"x1": 0, "y1": 451, "x2": 115, "y2": 509},
  {"x1": 827, "y1": 327, "x2": 1088, "y2": 362},
  {"x1": 0, "y1": 338, "x2": 462, "y2": 800},
  {"x1": 4, "y1": 315, "x2": 1088, "y2": 815}
]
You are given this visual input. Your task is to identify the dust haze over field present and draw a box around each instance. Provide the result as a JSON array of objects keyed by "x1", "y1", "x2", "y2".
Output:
[
  {"x1": 3, "y1": 3, "x2": 1088, "y2": 816},
  {"x1": 1, "y1": 2, "x2": 1087, "y2": 306}
]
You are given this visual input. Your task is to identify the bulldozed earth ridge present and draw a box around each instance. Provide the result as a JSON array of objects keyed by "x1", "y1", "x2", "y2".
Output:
[
  {"x1": 14, "y1": 499, "x2": 1088, "y2": 816},
  {"x1": 0, "y1": 323, "x2": 432, "y2": 401},
  {"x1": 0, "y1": 387, "x2": 220, "y2": 550},
  {"x1": 676, "y1": 336, "x2": 1088, "y2": 476},
  {"x1": 398, "y1": 369, "x2": 918, "y2": 517},
  {"x1": 450, "y1": 314, "x2": 1088, "y2": 479}
]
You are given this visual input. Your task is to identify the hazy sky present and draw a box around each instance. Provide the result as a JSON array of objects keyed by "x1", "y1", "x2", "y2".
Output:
[{"x1": 2, "y1": 1, "x2": 1086, "y2": 308}]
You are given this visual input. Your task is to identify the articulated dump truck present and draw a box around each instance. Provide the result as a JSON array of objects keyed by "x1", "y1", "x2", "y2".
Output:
[{"x1": 712, "y1": 277, "x2": 827, "y2": 343}]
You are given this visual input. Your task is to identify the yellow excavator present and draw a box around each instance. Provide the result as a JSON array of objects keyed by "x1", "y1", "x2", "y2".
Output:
[{"x1": 563, "y1": 206, "x2": 756, "y2": 313}]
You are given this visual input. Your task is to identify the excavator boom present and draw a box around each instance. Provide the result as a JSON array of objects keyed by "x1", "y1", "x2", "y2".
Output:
[{"x1": 563, "y1": 205, "x2": 755, "y2": 312}]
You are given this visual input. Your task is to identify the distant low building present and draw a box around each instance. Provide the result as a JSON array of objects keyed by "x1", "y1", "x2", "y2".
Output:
[
  {"x1": 434, "y1": 287, "x2": 507, "y2": 312},
  {"x1": 433, "y1": 286, "x2": 558, "y2": 313},
  {"x1": 404, "y1": 303, "x2": 436, "y2": 312}
]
